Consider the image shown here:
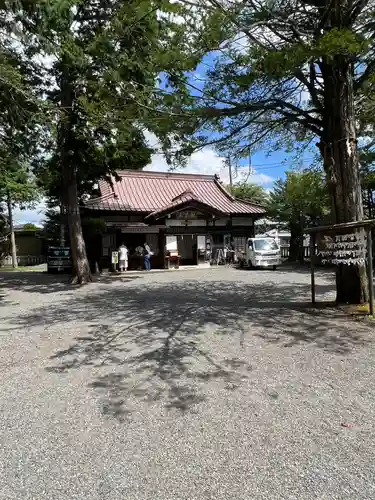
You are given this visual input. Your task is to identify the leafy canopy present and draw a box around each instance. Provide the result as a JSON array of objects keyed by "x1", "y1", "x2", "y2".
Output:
[
  {"x1": 148, "y1": 0, "x2": 375, "y2": 164},
  {"x1": 267, "y1": 169, "x2": 329, "y2": 226},
  {"x1": 229, "y1": 181, "x2": 267, "y2": 205},
  {"x1": 0, "y1": 1, "x2": 43, "y2": 209}
]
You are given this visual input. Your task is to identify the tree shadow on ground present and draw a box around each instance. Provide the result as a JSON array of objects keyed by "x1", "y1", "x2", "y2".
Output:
[
  {"x1": 0, "y1": 272, "x2": 74, "y2": 295},
  {"x1": 234, "y1": 264, "x2": 336, "y2": 281},
  {"x1": 0, "y1": 271, "x2": 139, "y2": 298},
  {"x1": 6, "y1": 276, "x2": 373, "y2": 420}
]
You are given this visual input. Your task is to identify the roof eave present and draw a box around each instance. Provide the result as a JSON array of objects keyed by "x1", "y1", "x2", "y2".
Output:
[{"x1": 146, "y1": 199, "x2": 227, "y2": 220}]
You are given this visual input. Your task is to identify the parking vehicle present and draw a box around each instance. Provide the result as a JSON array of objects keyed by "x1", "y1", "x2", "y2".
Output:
[
  {"x1": 244, "y1": 237, "x2": 281, "y2": 270},
  {"x1": 47, "y1": 246, "x2": 72, "y2": 274}
]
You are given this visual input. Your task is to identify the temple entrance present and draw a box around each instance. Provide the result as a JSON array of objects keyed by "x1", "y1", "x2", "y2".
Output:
[
  {"x1": 166, "y1": 234, "x2": 210, "y2": 266},
  {"x1": 177, "y1": 235, "x2": 197, "y2": 265}
]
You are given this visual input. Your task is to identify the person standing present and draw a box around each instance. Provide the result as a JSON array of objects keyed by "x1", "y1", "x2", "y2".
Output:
[
  {"x1": 144, "y1": 242, "x2": 151, "y2": 271},
  {"x1": 135, "y1": 245, "x2": 143, "y2": 270},
  {"x1": 227, "y1": 240, "x2": 235, "y2": 265},
  {"x1": 119, "y1": 243, "x2": 128, "y2": 272}
]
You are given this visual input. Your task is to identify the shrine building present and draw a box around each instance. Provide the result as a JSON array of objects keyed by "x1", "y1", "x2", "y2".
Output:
[{"x1": 82, "y1": 170, "x2": 266, "y2": 269}]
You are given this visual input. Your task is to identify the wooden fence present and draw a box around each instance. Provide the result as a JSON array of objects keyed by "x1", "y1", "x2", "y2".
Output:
[
  {"x1": 1, "y1": 255, "x2": 46, "y2": 267},
  {"x1": 280, "y1": 245, "x2": 311, "y2": 260}
]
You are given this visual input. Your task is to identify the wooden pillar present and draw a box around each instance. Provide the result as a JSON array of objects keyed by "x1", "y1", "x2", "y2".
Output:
[
  {"x1": 367, "y1": 227, "x2": 374, "y2": 316},
  {"x1": 310, "y1": 232, "x2": 316, "y2": 304},
  {"x1": 159, "y1": 229, "x2": 166, "y2": 269}
]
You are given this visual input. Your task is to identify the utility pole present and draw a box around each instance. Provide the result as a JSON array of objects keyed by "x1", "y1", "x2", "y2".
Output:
[
  {"x1": 246, "y1": 145, "x2": 254, "y2": 182},
  {"x1": 6, "y1": 190, "x2": 18, "y2": 268},
  {"x1": 228, "y1": 156, "x2": 233, "y2": 190},
  {"x1": 249, "y1": 145, "x2": 253, "y2": 177}
]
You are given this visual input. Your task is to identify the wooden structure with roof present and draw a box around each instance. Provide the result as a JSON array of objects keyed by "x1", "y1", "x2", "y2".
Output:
[
  {"x1": 306, "y1": 220, "x2": 375, "y2": 314},
  {"x1": 82, "y1": 170, "x2": 266, "y2": 269}
]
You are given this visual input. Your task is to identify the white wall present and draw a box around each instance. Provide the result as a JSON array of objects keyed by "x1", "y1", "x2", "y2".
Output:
[{"x1": 166, "y1": 236, "x2": 178, "y2": 251}]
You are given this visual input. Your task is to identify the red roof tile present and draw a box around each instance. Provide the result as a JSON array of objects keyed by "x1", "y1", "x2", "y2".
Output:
[{"x1": 85, "y1": 170, "x2": 266, "y2": 215}]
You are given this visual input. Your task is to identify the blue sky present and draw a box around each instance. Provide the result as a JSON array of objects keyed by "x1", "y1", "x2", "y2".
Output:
[{"x1": 145, "y1": 51, "x2": 316, "y2": 191}]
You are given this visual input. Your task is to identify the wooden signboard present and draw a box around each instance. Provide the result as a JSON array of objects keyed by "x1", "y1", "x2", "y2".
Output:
[
  {"x1": 175, "y1": 210, "x2": 205, "y2": 220},
  {"x1": 111, "y1": 251, "x2": 119, "y2": 264},
  {"x1": 317, "y1": 233, "x2": 366, "y2": 266}
]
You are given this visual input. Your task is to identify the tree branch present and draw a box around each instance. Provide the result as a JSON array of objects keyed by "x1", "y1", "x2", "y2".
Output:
[
  {"x1": 355, "y1": 59, "x2": 375, "y2": 90},
  {"x1": 294, "y1": 66, "x2": 323, "y2": 111},
  {"x1": 199, "y1": 111, "x2": 267, "y2": 149},
  {"x1": 348, "y1": 0, "x2": 372, "y2": 23},
  {"x1": 201, "y1": 97, "x2": 322, "y2": 132}
]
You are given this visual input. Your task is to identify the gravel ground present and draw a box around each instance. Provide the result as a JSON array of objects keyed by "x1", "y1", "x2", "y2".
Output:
[{"x1": 1, "y1": 267, "x2": 375, "y2": 500}]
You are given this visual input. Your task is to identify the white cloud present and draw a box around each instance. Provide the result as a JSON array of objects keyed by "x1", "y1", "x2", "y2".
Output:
[
  {"x1": 12, "y1": 200, "x2": 47, "y2": 226},
  {"x1": 230, "y1": 166, "x2": 274, "y2": 186},
  {"x1": 143, "y1": 131, "x2": 274, "y2": 186},
  {"x1": 144, "y1": 130, "x2": 229, "y2": 178},
  {"x1": 248, "y1": 172, "x2": 274, "y2": 185}
]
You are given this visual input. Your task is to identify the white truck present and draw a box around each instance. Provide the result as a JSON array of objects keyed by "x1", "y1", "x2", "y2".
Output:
[{"x1": 243, "y1": 237, "x2": 281, "y2": 270}]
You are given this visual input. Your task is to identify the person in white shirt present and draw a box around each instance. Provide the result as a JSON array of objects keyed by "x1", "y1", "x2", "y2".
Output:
[
  {"x1": 144, "y1": 242, "x2": 152, "y2": 271},
  {"x1": 118, "y1": 243, "x2": 128, "y2": 272}
]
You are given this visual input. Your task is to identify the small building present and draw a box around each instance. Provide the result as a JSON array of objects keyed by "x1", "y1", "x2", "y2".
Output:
[
  {"x1": 257, "y1": 227, "x2": 310, "y2": 249},
  {"x1": 0, "y1": 224, "x2": 45, "y2": 266},
  {"x1": 260, "y1": 228, "x2": 292, "y2": 248},
  {"x1": 83, "y1": 170, "x2": 266, "y2": 269}
]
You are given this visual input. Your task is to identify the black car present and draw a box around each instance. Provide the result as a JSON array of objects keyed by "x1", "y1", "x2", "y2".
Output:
[{"x1": 47, "y1": 246, "x2": 72, "y2": 274}]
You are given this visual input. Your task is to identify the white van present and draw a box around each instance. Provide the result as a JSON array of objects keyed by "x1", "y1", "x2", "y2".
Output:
[{"x1": 245, "y1": 237, "x2": 281, "y2": 270}]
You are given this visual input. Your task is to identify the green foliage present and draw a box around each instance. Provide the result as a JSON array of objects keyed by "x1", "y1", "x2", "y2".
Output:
[
  {"x1": 267, "y1": 168, "x2": 329, "y2": 262},
  {"x1": 42, "y1": 204, "x2": 63, "y2": 245},
  {"x1": 148, "y1": 1, "x2": 375, "y2": 166},
  {"x1": 3, "y1": 0, "x2": 172, "y2": 206},
  {"x1": 82, "y1": 218, "x2": 106, "y2": 235},
  {"x1": 14, "y1": 0, "x2": 180, "y2": 279},
  {"x1": 22, "y1": 223, "x2": 39, "y2": 231},
  {"x1": 0, "y1": 1, "x2": 44, "y2": 219},
  {"x1": 268, "y1": 170, "x2": 329, "y2": 226},
  {"x1": 0, "y1": 163, "x2": 40, "y2": 207},
  {"x1": 229, "y1": 182, "x2": 267, "y2": 205},
  {"x1": 0, "y1": 206, "x2": 7, "y2": 235}
]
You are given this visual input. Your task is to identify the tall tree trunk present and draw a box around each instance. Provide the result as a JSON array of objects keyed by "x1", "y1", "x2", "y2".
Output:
[
  {"x1": 318, "y1": 4, "x2": 368, "y2": 304},
  {"x1": 318, "y1": 125, "x2": 367, "y2": 304},
  {"x1": 63, "y1": 164, "x2": 91, "y2": 284},
  {"x1": 59, "y1": 63, "x2": 91, "y2": 284},
  {"x1": 6, "y1": 190, "x2": 17, "y2": 269}
]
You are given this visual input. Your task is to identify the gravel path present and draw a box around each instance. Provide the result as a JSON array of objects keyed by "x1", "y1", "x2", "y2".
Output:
[{"x1": 1, "y1": 267, "x2": 375, "y2": 500}]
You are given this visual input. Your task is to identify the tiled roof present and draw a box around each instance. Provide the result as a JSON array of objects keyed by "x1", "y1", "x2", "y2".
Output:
[
  {"x1": 146, "y1": 191, "x2": 225, "y2": 220},
  {"x1": 85, "y1": 170, "x2": 266, "y2": 215}
]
